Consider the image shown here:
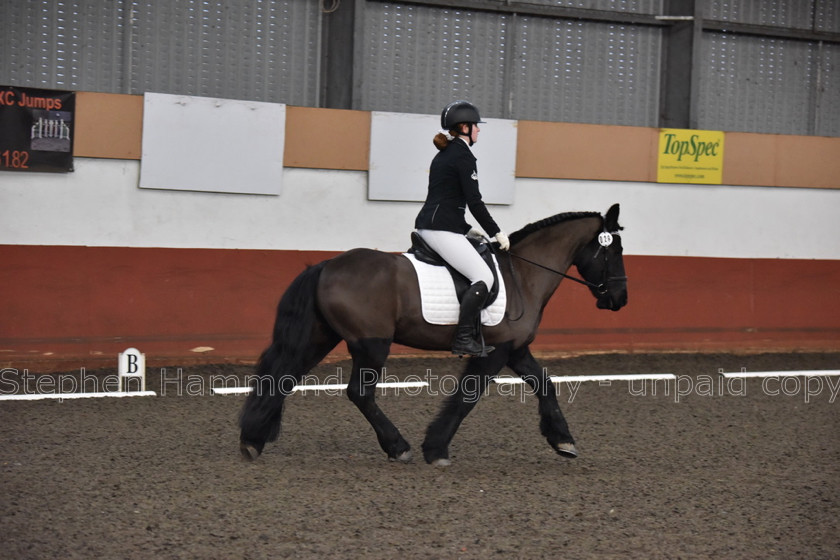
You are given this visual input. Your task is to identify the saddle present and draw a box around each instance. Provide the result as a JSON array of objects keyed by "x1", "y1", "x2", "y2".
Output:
[{"x1": 408, "y1": 231, "x2": 500, "y2": 307}]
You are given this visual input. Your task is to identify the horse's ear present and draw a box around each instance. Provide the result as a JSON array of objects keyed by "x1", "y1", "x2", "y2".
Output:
[{"x1": 605, "y1": 203, "x2": 622, "y2": 231}]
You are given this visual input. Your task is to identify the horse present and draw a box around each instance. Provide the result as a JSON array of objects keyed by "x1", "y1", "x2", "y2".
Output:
[{"x1": 239, "y1": 203, "x2": 627, "y2": 465}]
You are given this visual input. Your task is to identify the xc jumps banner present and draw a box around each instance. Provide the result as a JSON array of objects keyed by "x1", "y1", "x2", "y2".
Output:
[{"x1": 0, "y1": 86, "x2": 75, "y2": 172}]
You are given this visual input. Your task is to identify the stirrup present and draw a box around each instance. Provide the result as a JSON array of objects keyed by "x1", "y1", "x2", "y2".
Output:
[
  {"x1": 452, "y1": 345, "x2": 494, "y2": 358},
  {"x1": 452, "y1": 334, "x2": 494, "y2": 357}
]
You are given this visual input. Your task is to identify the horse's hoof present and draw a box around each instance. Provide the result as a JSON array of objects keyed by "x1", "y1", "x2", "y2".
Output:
[
  {"x1": 390, "y1": 450, "x2": 412, "y2": 463},
  {"x1": 556, "y1": 442, "x2": 578, "y2": 458},
  {"x1": 240, "y1": 443, "x2": 261, "y2": 461},
  {"x1": 431, "y1": 458, "x2": 451, "y2": 468}
]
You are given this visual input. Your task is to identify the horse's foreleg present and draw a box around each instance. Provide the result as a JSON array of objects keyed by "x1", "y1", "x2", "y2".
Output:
[
  {"x1": 421, "y1": 344, "x2": 510, "y2": 466},
  {"x1": 346, "y1": 338, "x2": 412, "y2": 462},
  {"x1": 508, "y1": 346, "x2": 578, "y2": 458}
]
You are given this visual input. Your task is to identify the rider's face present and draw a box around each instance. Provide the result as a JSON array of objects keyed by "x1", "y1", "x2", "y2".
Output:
[{"x1": 461, "y1": 123, "x2": 480, "y2": 144}]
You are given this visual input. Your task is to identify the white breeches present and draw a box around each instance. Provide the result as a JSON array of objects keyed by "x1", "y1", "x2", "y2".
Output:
[{"x1": 416, "y1": 229, "x2": 494, "y2": 289}]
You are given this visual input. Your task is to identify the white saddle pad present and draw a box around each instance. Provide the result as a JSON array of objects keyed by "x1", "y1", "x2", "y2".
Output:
[{"x1": 404, "y1": 253, "x2": 507, "y2": 326}]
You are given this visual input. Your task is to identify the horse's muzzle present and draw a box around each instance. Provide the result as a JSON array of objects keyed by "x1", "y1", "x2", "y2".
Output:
[{"x1": 597, "y1": 289, "x2": 627, "y2": 311}]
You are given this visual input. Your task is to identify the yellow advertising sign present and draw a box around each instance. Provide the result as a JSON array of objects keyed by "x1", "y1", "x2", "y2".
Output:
[{"x1": 657, "y1": 129, "x2": 724, "y2": 184}]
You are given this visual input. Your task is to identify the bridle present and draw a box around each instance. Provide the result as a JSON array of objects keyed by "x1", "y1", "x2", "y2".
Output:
[
  {"x1": 507, "y1": 230, "x2": 625, "y2": 294},
  {"x1": 590, "y1": 230, "x2": 629, "y2": 294},
  {"x1": 498, "y1": 229, "x2": 627, "y2": 320}
]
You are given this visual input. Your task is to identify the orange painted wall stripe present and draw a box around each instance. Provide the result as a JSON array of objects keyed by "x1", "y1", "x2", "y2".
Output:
[
  {"x1": 71, "y1": 92, "x2": 840, "y2": 189},
  {"x1": 515, "y1": 120, "x2": 659, "y2": 182},
  {"x1": 284, "y1": 106, "x2": 370, "y2": 170},
  {"x1": 74, "y1": 92, "x2": 144, "y2": 159}
]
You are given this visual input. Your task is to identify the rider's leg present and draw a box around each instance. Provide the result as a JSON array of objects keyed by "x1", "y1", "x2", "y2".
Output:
[
  {"x1": 450, "y1": 280, "x2": 492, "y2": 356},
  {"x1": 416, "y1": 229, "x2": 495, "y2": 289},
  {"x1": 416, "y1": 230, "x2": 494, "y2": 356}
]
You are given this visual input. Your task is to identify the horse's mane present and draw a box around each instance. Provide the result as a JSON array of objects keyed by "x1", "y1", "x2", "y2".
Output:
[{"x1": 508, "y1": 211, "x2": 601, "y2": 246}]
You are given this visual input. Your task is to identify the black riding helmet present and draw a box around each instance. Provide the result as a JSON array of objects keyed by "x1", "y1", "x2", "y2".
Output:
[{"x1": 441, "y1": 100, "x2": 485, "y2": 146}]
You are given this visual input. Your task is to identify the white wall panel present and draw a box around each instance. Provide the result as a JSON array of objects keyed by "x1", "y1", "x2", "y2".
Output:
[
  {"x1": 368, "y1": 111, "x2": 517, "y2": 204},
  {"x1": 139, "y1": 93, "x2": 285, "y2": 196},
  {"x1": 2, "y1": 160, "x2": 839, "y2": 260},
  {"x1": 518, "y1": 179, "x2": 840, "y2": 259}
]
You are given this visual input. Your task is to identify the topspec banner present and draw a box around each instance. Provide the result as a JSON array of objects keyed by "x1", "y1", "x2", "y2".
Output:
[
  {"x1": 0, "y1": 86, "x2": 75, "y2": 172},
  {"x1": 657, "y1": 128, "x2": 724, "y2": 185}
]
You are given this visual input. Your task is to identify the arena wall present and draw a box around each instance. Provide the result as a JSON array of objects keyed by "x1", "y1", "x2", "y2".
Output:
[{"x1": 2, "y1": 92, "x2": 839, "y2": 370}]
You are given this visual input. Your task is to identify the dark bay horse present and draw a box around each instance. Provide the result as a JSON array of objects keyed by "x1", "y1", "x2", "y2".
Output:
[{"x1": 239, "y1": 204, "x2": 627, "y2": 465}]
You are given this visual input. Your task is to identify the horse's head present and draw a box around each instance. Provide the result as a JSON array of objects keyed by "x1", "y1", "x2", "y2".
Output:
[{"x1": 573, "y1": 204, "x2": 628, "y2": 311}]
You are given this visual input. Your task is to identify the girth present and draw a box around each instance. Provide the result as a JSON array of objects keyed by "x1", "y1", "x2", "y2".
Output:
[{"x1": 408, "y1": 231, "x2": 500, "y2": 307}]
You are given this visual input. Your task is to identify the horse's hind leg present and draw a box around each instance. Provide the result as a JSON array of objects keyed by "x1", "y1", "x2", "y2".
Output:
[
  {"x1": 239, "y1": 351, "x2": 294, "y2": 461},
  {"x1": 507, "y1": 346, "x2": 577, "y2": 458},
  {"x1": 239, "y1": 325, "x2": 340, "y2": 460},
  {"x1": 346, "y1": 338, "x2": 412, "y2": 462},
  {"x1": 421, "y1": 344, "x2": 511, "y2": 466}
]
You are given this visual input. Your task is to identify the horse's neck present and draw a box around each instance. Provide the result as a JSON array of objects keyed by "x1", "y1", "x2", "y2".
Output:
[{"x1": 513, "y1": 217, "x2": 600, "y2": 303}]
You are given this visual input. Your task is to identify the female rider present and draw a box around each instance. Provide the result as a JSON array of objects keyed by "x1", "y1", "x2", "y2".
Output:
[{"x1": 414, "y1": 100, "x2": 510, "y2": 357}]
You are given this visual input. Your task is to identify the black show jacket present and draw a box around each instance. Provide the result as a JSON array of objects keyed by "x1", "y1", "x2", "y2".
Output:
[{"x1": 414, "y1": 138, "x2": 501, "y2": 238}]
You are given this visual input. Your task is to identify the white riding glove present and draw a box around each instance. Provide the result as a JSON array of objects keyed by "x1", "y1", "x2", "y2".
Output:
[
  {"x1": 467, "y1": 228, "x2": 485, "y2": 240},
  {"x1": 494, "y1": 231, "x2": 510, "y2": 251}
]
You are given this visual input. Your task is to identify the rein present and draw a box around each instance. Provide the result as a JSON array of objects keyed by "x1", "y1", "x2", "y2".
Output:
[
  {"x1": 500, "y1": 251, "x2": 597, "y2": 322},
  {"x1": 507, "y1": 252, "x2": 603, "y2": 291}
]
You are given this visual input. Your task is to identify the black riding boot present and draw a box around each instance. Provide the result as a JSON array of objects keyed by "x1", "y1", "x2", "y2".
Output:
[{"x1": 452, "y1": 281, "x2": 494, "y2": 357}]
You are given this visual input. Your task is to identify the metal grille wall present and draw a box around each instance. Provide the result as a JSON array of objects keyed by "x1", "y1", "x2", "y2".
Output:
[
  {"x1": 698, "y1": 32, "x2": 839, "y2": 137},
  {"x1": 1, "y1": 1, "x2": 126, "y2": 93},
  {"x1": 705, "y1": 0, "x2": 839, "y2": 31},
  {"x1": 0, "y1": 0, "x2": 321, "y2": 105},
  {"x1": 358, "y1": 2, "x2": 662, "y2": 126},
  {"x1": 523, "y1": 0, "x2": 661, "y2": 14},
  {"x1": 508, "y1": 16, "x2": 660, "y2": 126},
  {"x1": 698, "y1": 0, "x2": 840, "y2": 136},
  {"x1": 127, "y1": 0, "x2": 320, "y2": 104},
  {"x1": 357, "y1": 3, "x2": 511, "y2": 119},
  {"x1": 1, "y1": 0, "x2": 838, "y2": 137}
]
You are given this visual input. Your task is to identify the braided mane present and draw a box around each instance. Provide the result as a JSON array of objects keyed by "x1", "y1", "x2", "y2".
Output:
[{"x1": 508, "y1": 211, "x2": 601, "y2": 246}]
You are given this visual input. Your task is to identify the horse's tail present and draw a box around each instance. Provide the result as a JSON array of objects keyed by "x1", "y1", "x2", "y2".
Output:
[{"x1": 239, "y1": 262, "x2": 328, "y2": 451}]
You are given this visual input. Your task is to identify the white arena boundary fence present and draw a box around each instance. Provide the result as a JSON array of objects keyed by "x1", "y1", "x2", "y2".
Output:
[
  {"x1": 0, "y1": 391, "x2": 157, "y2": 401},
  {"x1": 211, "y1": 370, "x2": 840, "y2": 396},
  {"x1": 211, "y1": 374, "x2": 680, "y2": 395},
  {"x1": 719, "y1": 370, "x2": 840, "y2": 378},
  {"x1": 2, "y1": 371, "x2": 838, "y2": 401},
  {"x1": 0, "y1": 373, "x2": 678, "y2": 400}
]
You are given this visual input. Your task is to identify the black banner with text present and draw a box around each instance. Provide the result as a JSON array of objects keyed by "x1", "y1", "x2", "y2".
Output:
[{"x1": 0, "y1": 86, "x2": 75, "y2": 172}]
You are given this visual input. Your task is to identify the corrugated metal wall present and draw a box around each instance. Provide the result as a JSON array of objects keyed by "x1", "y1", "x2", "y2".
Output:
[
  {"x1": 356, "y1": 3, "x2": 661, "y2": 126},
  {"x1": 698, "y1": 0, "x2": 840, "y2": 136},
  {"x1": 699, "y1": 32, "x2": 816, "y2": 135},
  {"x1": 0, "y1": 0, "x2": 321, "y2": 105},
  {"x1": 705, "y1": 0, "x2": 834, "y2": 30},
  {"x1": 499, "y1": 16, "x2": 660, "y2": 126},
  {"x1": 126, "y1": 0, "x2": 321, "y2": 105},
  {"x1": 357, "y1": 3, "x2": 511, "y2": 118},
  {"x1": 1, "y1": 0, "x2": 837, "y2": 136},
  {"x1": 528, "y1": 0, "x2": 660, "y2": 14},
  {"x1": 1, "y1": 0, "x2": 126, "y2": 93}
]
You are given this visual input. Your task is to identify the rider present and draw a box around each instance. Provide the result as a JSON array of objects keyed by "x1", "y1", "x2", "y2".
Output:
[{"x1": 414, "y1": 100, "x2": 510, "y2": 357}]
